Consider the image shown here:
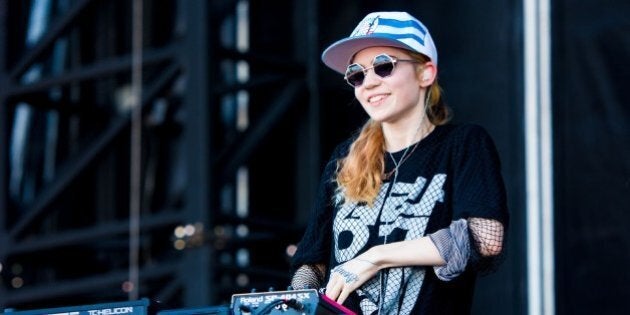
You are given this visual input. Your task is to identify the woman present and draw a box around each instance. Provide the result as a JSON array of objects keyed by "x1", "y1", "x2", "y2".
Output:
[{"x1": 290, "y1": 11, "x2": 508, "y2": 314}]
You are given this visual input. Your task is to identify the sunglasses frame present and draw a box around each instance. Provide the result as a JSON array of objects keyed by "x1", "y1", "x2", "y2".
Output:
[{"x1": 344, "y1": 53, "x2": 420, "y2": 88}]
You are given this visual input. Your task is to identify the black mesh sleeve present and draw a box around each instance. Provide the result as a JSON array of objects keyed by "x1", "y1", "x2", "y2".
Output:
[
  {"x1": 290, "y1": 264, "x2": 327, "y2": 289},
  {"x1": 468, "y1": 217, "x2": 506, "y2": 274}
]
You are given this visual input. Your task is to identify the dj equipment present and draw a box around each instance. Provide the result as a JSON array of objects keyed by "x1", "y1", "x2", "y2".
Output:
[
  {"x1": 1, "y1": 289, "x2": 355, "y2": 315},
  {"x1": 230, "y1": 289, "x2": 355, "y2": 315},
  {"x1": 2, "y1": 298, "x2": 150, "y2": 315}
]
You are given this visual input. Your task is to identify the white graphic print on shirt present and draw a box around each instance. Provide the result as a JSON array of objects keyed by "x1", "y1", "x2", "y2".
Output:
[{"x1": 333, "y1": 174, "x2": 446, "y2": 315}]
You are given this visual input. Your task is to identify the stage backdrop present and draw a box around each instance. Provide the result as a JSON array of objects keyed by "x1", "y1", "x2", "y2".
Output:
[{"x1": 552, "y1": 0, "x2": 630, "y2": 313}]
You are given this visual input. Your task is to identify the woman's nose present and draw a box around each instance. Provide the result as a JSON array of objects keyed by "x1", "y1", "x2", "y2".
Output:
[{"x1": 361, "y1": 69, "x2": 381, "y2": 88}]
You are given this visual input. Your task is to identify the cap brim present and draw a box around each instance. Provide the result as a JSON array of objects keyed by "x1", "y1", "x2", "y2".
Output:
[{"x1": 321, "y1": 36, "x2": 417, "y2": 74}]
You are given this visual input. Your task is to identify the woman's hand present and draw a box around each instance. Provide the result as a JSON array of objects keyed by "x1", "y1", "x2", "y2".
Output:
[
  {"x1": 324, "y1": 238, "x2": 446, "y2": 304},
  {"x1": 324, "y1": 256, "x2": 380, "y2": 304}
]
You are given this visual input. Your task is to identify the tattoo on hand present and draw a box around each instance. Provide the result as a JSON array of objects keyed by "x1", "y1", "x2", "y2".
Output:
[{"x1": 332, "y1": 266, "x2": 358, "y2": 284}]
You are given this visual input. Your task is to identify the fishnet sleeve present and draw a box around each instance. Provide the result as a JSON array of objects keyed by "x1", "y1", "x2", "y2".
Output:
[
  {"x1": 468, "y1": 217, "x2": 506, "y2": 274},
  {"x1": 290, "y1": 264, "x2": 327, "y2": 290}
]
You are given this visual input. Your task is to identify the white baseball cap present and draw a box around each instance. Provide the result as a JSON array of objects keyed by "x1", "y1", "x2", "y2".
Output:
[{"x1": 321, "y1": 11, "x2": 438, "y2": 74}]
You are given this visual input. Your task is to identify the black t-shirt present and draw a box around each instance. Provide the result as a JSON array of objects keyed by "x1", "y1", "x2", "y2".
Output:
[{"x1": 291, "y1": 123, "x2": 509, "y2": 315}]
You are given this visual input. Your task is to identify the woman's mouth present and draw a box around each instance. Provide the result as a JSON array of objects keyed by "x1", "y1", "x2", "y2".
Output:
[{"x1": 368, "y1": 94, "x2": 388, "y2": 104}]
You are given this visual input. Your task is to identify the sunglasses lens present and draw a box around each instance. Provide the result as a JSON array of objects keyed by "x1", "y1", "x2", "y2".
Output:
[
  {"x1": 346, "y1": 72, "x2": 364, "y2": 87},
  {"x1": 345, "y1": 64, "x2": 365, "y2": 87},
  {"x1": 373, "y1": 55, "x2": 395, "y2": 78}
]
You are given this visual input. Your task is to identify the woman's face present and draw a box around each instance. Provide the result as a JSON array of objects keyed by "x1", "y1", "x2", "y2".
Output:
[{"x1": 351, "y1": 46, "x2": 429, "y2": 125}]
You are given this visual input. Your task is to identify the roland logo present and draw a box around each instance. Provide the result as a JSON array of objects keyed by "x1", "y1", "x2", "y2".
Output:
[
  {"x1": 87, "y1": 307, "x2": 134, "y2": 315},
  {"x1": 239, "y1": 296, "x2": 264, "y2": 304}
]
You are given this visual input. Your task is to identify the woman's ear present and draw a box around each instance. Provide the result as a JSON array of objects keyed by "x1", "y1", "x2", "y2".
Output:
[{"x1": 418, "y1": 62, "x2": 437, "y2": 88}]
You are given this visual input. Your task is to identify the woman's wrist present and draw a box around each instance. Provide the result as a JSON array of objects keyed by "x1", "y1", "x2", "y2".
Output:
[
  {"x1": 355, "y1": 257, "x2": 377, "y2": 266},
  {"x1": 360, "y1": 246, "x2": 384, "y2": 269}
]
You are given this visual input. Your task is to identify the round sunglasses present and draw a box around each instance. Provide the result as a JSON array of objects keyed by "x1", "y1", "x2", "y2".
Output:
[{"x1": 344, "y1": 53, "x2": 420, "y2": 88}]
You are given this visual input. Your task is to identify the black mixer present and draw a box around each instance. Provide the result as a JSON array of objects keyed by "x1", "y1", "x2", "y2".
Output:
[{"x1": 1, "y1": 289, "x2": 354, "y2": 315}]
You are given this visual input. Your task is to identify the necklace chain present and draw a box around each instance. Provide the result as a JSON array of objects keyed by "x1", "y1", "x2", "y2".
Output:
[
  {"x1": 385, "y1": 142, "x2": 419, "y2": 179},
  {"x1": 383, "y1": 124, "x2": 433, "y2": 179}
]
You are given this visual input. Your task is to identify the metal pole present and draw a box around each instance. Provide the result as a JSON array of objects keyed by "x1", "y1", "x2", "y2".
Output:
[
  {"x1": 180, "y1": 0, "x2": 212, "y2": 305},
  {"x1": 524, "y1": 0, "x2": 554, "y2": 313},
  {"x1": 129, "y1": 0, "x2": 143, "y2": 301}
]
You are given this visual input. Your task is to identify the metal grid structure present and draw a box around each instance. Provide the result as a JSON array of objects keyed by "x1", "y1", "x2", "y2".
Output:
[{"x1": 0, "y1": 0, "x2": 320, "y2": 310}]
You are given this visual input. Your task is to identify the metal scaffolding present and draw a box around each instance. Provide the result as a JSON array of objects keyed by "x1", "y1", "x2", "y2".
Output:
[{"x1": 0, "y1": 0, "x2": 320, "y2": 310}]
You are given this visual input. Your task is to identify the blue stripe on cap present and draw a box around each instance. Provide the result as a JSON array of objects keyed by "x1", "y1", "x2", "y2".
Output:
[
  {"x1": 378, "y1": 18, "x2": 427, "y2": 36},
  {"x1": 376, "y1": 32, "x2": 425, "y2": 46}
]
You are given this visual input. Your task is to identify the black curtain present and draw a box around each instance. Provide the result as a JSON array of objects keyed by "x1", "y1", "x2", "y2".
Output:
[{"x1": 553, "y1": 0, "x2": 630, "y2": 314}]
